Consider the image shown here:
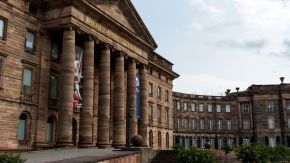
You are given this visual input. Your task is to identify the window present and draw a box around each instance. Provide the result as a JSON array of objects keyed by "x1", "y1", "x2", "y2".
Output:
[
  {"x1": 192, "y1": 138, "x2": 197, "y2": 147},
  {"x1": 244, "y1": 104, "x2": 249, "y2": 112},
  {"x1": 0, "y1": 18, "x2": 6, "y2": 40},
  {"x1": 46, "y1": 116, "x2": 55, "y2": 142},
  {"x1": 184, "y1": 117, "x2": 189, "y2": 129},
  {"x1": 226, "y1": 105, "x2": 231, "y2": 112},
  {"x1": 208, "y1": 104, "x2": 212, "y2": 112},
  {"x1": 165, "y1": 109, "x2": 168, "y2": 126},
  {"x1": 18, "y1": 113, "x2": 29, "y2": 141},
  {"x1": 243, "y1": 119, "x2": 250, "y2": 130},
  {"x1": 227, "y1": 120, "x2": 232, "y2": 130},
  {"x1": 288, "y1": 119, "x2": 290, "y2": 128},
  {"x1": 51, "y1": 42, "x2": 60, "y2": 61},
  {"x1": 208, "y1": 119, "x2": 213, "y2": 130},
  {"x1": 199, "y1": 104, "x2": 204, "y2": 112},
  {"x1": 149, "y1": 83, "x2": 153, "y2": 96},
  {"x1": 201, "y1": 139, "x2": 206, "y2": 148},
  {"x1": 176, "y1": 101, "x2": 180, "y2": 110},
  {"x1": 227, "y1": 138, "x2": 233, "y2": 147},
  {"x1": 216, "y1": 104, "x2": 221, "y2": 112},
  {"x1": 218, "y1": 139, "x2": 223, "y2": 149},
  {"x1": 148, "y1": 104, "x2": 153, "y2": 122},
  {"x1": 217, "y1": 120, "x2": 222, "y2": 130},
  {"x1": 49, "y1": 75, "x2": 58, "y2": 100},
  {"x1": 192, "y1": 119, "x2": 196, "y2": 129},
  {"x1": 157, "y1": 87, "x2": 161, "y2": 99},
  {"x1": 157, "y1": 106, "x2": 161, "y2": 124},
  {"x1": 269, "y1": 137, "x2": 276, "y2": 147},
  {"x1": 25, "y1": 31, "x2": 35, "y2": 52},
  {"x1": 177, "y1": 117, "x2": 180, "y2": 129},
  {"x1": 266, "y1": 101, "x2": 273, "y2": 111},
  {"x1": 23, "y1": 68, "x2": 32, "y2": 95},
  {"x1": 184, "y1": 102, "x2": 188, "y2": 111},
  {"x1": 200, "y1": 119, "x2": 205, "y2": 130},
  {"x1": 165, "y1": 90, "x2": 169, "y2": 101},
  {"x1": 287, "y1": 102, "x2": 290, "y2": 110},
  {"x1": 268, "y1": 118, "x2": 274, "y2": 129},
  {"x1": 191, "y1": 103, "x2": 195, "y2": 112}
]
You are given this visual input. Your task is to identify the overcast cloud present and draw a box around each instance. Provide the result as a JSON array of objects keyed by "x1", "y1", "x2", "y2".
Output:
[{"x1": 132, "y1": 0, "x2": 290, "y2": 95}]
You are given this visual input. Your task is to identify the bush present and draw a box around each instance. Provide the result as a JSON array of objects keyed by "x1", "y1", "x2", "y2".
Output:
[
  {"x1": 0, "y1": 153, "x2": 25, "y2": 163},
  {"x1": 235, "y1": 144, "x2": 290, "y2": 163},
  {"x1": 174, "y1": 145, "x2": 216, "y2": 163},
  {"x1": 222, "y1": 145, "x2": 232, "y2": 154}
]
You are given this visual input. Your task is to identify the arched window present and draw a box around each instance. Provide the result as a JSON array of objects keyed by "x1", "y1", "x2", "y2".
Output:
[
  {"x1": 158, "y1": 131, "x2": 162, "y2": 149},
  {"x1": 47, "y1": 116, "x2": 56, "y2": 143},
  {"x1": 166, "y1": 132, "x2": 169, "y2": 149},
  {"x1": 18, "y1": 112, "x2": 30, "y2": 141},
  {"x1": 149, "y1": 130, "x2": 153, "y2": 148}
]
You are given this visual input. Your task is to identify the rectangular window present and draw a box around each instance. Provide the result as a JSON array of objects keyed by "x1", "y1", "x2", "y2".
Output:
[
  {"x1": 218, "y1": 139, "x2": 222, "y2": 149},
  {"x1": 148, "y1": 104, "x2": 153, "y2": 122},
  {"x1": 227, "y1": 120, "x2": 232, "y2": 130},
  {"x1": 216, "y1": 104, "x2": 221, "y2": 112},
  {"x1": 157, "y1": 107, "x2": 161, "y2": 124},
  {"x1": 200, "y1": 119, "x2": 205, "y2": 130},
  {"x1": 49, "y1": 75, "x2": 58, "y2": 100},
  {"x1": 191, "y1": 103, "x2": 195, "y2": 112},
  {"x1": 18, "y1": 119, "x2": 26, "y2": 140},
  {"x1": 176, "y1": 101, "x2": 180, "y2": 110},
  {"x1": 217, "y1": 120, "x2": 222, "y2": 130},
  {"x1": 288, "y1": 119, "x2": 290, "y2": 128},
  {"x1": 26, "y1": 31, "x2": 35, "y2": 52},
  {"x1": 201, "y1": 139, "x2": 205, "y2": 148},
  {"x1": 157, "y1": 87, "x2": 161, "y2": 99},
  {"x1": 287, "y1": 102, "x2": 290, "y2": 110},
  {"x1": 268, "y1": 118, "x2": 274, "y2": 129},
  {"x1": 165, "y1": 90, "x2": 169, "y2": 101},
  {"x1": 0, "y1": 18, "x2": 5, "y2": 40},
  {"x1": 244, "y1": 104, "x2": 249, "y2": 113},
  {"x1": 184, "y1": 102, "x2": 188, "y2": 111},
  {"x1": 185, "y1": 118, "x2": 189, "y2": 129},
  {"x1": 149, "y1": 83, "x2": 153, "y2": 96},
  {"x1": 208, "y1": 104, "x2": 212, "y2": 112},
  {"x1": 266, "y1": 101, "x2": 273, "y2": 111},
  {"x1": 51, "y1": 42, "x2": 60, "y2": 61},
  {"x1": 165, "y1": 109, "x2": 168, "y2": 125},
  {"x1": 226, "y1": 105, "x2": 231, "y2": 112},
  {"x1": 243, "y1": 119, "x2": 250, "y2": 130},
  {"x1": 23, "y1": 68, "x2": 32, "y2": 95},
  {"x1": 199, "y1": 104, "x2": 204, "y2": 112},
  {"x1": 177, "y1": 117, "x2": 180, "y2": 129},
  {"x1": 192, "y1": 119, "x2": 196, "y2": 129},
  {"x1": 208, "y1": 119, "x2": 213, "y2": 130},
  {"x1": 269, "y1": 137, "x2": 276, "y2": 147}
]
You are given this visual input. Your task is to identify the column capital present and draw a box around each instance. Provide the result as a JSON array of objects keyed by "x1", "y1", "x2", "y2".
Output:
[
  {"x1": 99, "y1": 43, "x2": 111, "y2": 51},
  {"x1": 114, "y1": 51, "x2": 126, "y2": 58},
  {"x1": 127, "y1": 57, "x2": 136, "y2": 64},
  {"x1": 84, "y1": 34, "x2": 94, "y2": 41},
  {"x1": 62, "y1": 24, "x2": 79, "y2": 31},
  {"x1": 138, "y1": 64, "x2": 148, "y2": 70}
]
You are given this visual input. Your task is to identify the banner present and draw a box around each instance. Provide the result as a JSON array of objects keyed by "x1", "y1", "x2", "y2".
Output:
[
  {"x1": 136, "y1": 73, "x2": 141, "y2": 119},
  {"x1": 73, "y1": 46, "x2": 83, "y2": 109}
]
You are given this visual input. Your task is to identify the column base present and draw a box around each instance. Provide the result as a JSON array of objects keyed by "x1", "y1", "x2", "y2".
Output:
[
  {"x1": 78, "y1": 142, "x2": 95, "y2": 148},
  {"x1": 97, "y1": 144, "x2": 111, "y2": 149},
  {"x1": 56, "y1": 141, "x2": 74, "y2": 148},
  {"x1": 112, "y1": 144, "x2": 126, "y2": 149}
]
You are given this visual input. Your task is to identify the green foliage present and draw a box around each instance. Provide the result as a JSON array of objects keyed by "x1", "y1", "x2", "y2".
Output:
[
  {"x1": 235, "y1": 144, "x2": 290, "y2": 163},
  {"x1": 173, "y1": 145, "x2": 216, "y2": 163},
  {"x1": 0, "y1": 153, "x2": 25, "y2": 163},
  {"x1": 222, "y1": 145, "x2": 232, "y2": 154}
]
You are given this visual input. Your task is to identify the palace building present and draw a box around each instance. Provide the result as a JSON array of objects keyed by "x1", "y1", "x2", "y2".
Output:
[
  {"x1": 0, "y1": 0, "x2": 178, "y2": 150},
  {"x1": 173, "y1": 81, "x2": 290, "y2": 148}
]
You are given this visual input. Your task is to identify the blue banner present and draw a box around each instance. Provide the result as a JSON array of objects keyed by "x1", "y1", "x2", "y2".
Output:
[{"x1": 136, "y1": 73, "x2": 141, "y2": 119}]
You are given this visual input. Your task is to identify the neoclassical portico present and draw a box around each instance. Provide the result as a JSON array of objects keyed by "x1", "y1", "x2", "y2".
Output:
[{"x1": 54, "y1": 26, "x2": 149, "y2": 148}]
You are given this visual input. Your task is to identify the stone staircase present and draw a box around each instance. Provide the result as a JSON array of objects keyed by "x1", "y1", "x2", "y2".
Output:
[
  {"x1": 214, "y1": 150, "x2": 240, "y2": 163},
  {"x1": 150, "y1": 150, "x2": 178, "y2": 163}
]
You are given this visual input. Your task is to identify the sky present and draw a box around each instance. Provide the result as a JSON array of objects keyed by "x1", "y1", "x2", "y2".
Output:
[{"x1": 131, "y1": 0, "x2": 290, "y2": 96}]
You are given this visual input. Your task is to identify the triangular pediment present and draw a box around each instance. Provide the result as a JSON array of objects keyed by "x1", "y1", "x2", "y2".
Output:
[{"x1": 88, "y1": 0, "x2": 157, "y2": 49}]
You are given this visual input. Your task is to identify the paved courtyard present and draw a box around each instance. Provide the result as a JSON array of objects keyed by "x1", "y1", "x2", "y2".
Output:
[{"x1": 21, "y1": 148, "x2": 139, "y2": 163}]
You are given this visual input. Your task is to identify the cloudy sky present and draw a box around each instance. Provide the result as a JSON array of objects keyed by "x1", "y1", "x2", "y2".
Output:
[{"x1": 131, "y1": 0, "x2": 290, "y2": 95}]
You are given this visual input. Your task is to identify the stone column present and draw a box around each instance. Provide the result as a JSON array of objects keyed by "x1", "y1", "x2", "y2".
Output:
[
  {"x1": 57, "y1": 28, "x2": 75, "y2": 147},
  {"x1": 127, "y1": 58, "x2": 137, "y2": 144},
  {"x1": 97, "y1": 44, "x2": 111, "y2": 148},
  {"x1": 138, "y1": 64, "x2": 148, "y2": 147},
  {"x1": 113, "y1": 52, "x2": 126, "y2": 148},
  {"x1": 79, "y1": 36, "x2": 94, "y2": 147}
]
